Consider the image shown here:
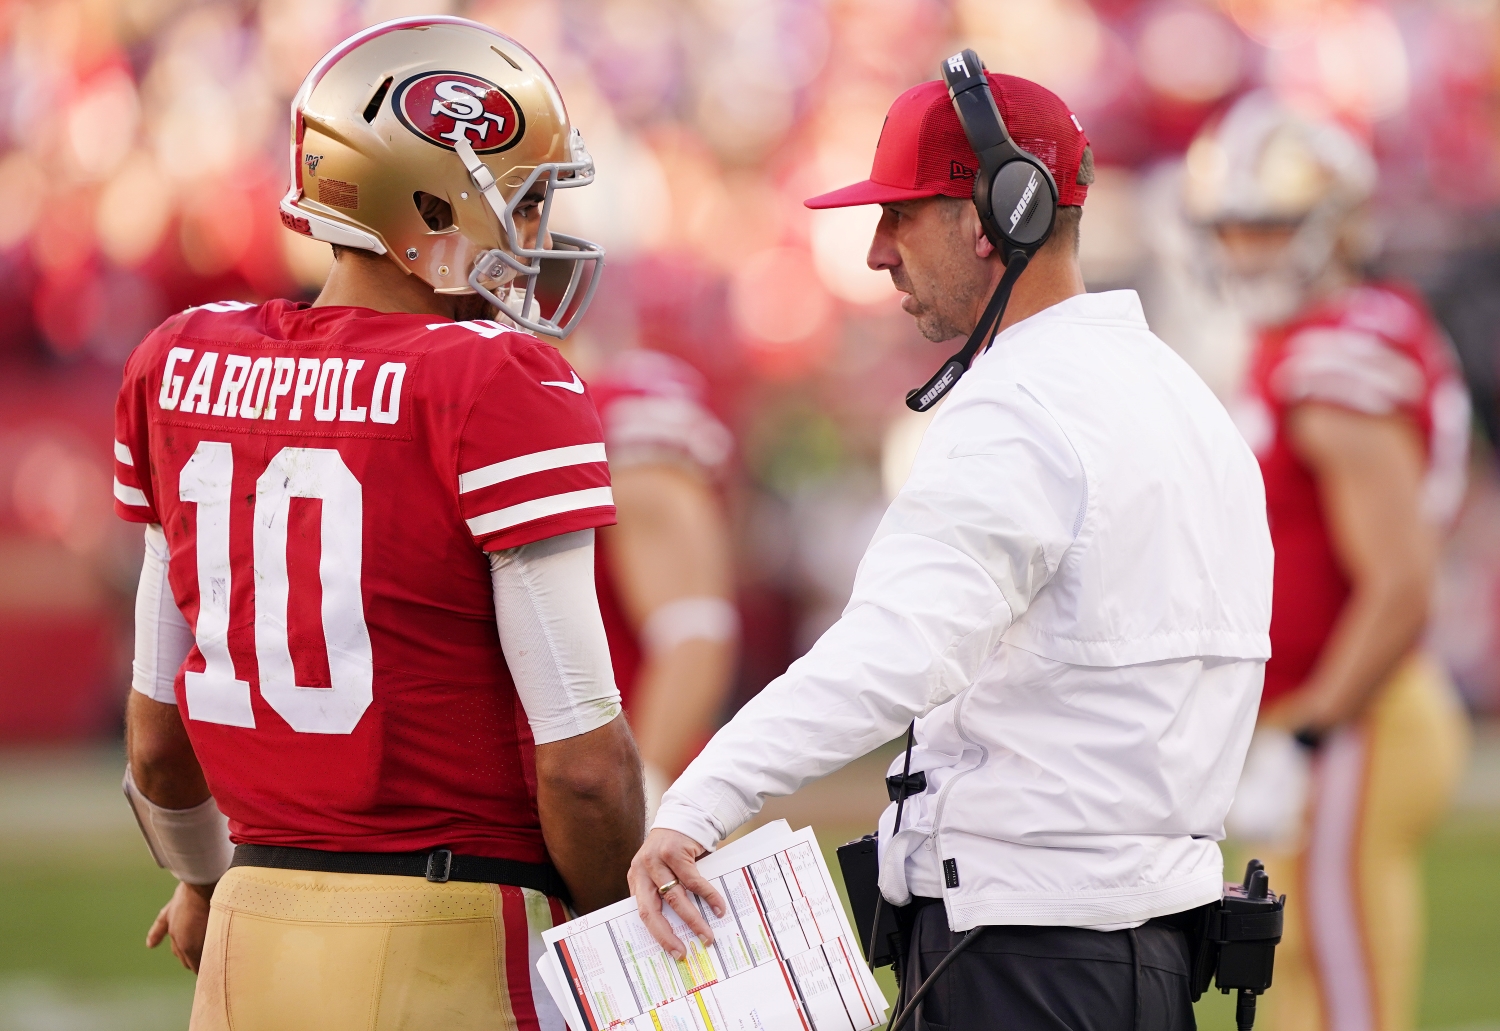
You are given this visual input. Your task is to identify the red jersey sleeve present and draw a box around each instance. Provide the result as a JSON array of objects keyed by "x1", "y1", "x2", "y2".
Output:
[
  {"x1": 591, "y1": 350, "x2": 733, "y2": 476},
  {"x1": 456, "y1": 340, "x2": 615, "y2": 551},
  {"x1": 1265, "y1": 286, "x2": 1434, "y2": 420},
  {"x1": 113, "y1": 341, "x2": 166, "y2": 523}
]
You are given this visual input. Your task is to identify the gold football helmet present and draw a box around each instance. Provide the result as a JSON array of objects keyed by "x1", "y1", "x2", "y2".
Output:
[{"x1": 280, "y1": 16, "x2": 603, "y2": 337}]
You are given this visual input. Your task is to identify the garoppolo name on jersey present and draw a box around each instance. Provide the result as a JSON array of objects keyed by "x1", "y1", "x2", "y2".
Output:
[{"x1": 156, "y1": 346, "x2": 407, "y2": 425}]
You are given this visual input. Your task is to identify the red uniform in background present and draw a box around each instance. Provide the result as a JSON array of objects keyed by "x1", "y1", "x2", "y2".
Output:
[
  {"x1": 1237, "y1": 282, "x2": 1470, "y2": 708},
  {"x1": 1232, "y1": 282, "x2": 1471, "y2": 1031},
  {"x1": 113, "y1": 301, "x2": 615, "y2": 861},
  {"x1": 586, "y1": 349, "x2": 733, "y2": 713}
]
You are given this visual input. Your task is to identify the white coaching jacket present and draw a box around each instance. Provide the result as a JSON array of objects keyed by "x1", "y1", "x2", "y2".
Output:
[{"x1": 654, "y1": 290, "x2": 1273, "y2": 931}]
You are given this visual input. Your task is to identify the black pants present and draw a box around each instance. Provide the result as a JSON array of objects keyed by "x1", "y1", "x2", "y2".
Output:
[{"x1": 899, "y1": 902, "x2": 1197, "y2": 1031}]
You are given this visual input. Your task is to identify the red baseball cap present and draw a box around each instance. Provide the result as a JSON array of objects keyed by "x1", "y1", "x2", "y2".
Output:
[{"x1": 805, "y1": 72, "x2": 1092, "y2": 210}]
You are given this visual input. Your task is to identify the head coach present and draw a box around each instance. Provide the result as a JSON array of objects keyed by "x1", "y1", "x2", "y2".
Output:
[{"x1": 629, "y1": 53, "x2": 1273, "y2": 1030}]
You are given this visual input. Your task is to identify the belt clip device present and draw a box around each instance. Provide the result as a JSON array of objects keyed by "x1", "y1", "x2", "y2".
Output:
[{"x1": 1188, "y1": 858, "x2": 1286, "y2": 1031}]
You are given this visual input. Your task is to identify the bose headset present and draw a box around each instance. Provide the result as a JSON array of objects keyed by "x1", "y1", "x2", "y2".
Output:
[{"x1": 906, "y1": 49, "x2": 1060, "y2": 413}]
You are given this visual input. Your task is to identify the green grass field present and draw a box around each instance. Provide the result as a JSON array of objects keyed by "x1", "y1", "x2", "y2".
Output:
[{"x1": 1, "y1": 746, "x2": 1496, "y2": 1030}]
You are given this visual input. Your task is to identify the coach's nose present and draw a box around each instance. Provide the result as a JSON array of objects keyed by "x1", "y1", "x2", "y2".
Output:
[{"x1": 868, "y1": 207, "x2": 901, "y2": 273}]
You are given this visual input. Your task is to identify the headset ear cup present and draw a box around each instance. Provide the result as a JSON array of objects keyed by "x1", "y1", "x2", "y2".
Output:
[
  {"x1": 988, "y1": 160, "x2": 1055, "y2": 249},
  {"x1": 1030, "y1": 187, "x2": 1056, "y2": 245}
]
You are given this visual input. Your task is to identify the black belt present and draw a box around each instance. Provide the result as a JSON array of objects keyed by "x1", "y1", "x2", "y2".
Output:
[{"x1": 231, "y1": 844, "x2": 571, "y2": 904}]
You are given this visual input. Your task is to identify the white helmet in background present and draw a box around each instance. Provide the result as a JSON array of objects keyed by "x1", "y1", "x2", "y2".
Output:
[{"x1": 1184, "y1": 91, "x2": 1377, "y2": 325}]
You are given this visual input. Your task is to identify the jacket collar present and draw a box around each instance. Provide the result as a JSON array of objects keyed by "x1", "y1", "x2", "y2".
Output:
[{"x1": 985, "y1": 290, "x2": 1147, "y2": 354}]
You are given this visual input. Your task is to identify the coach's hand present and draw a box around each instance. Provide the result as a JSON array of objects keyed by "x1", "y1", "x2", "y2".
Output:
[
  {"x1": 147, "y1": 880, "x2": 213, "y2": 973},
  {"x1": 628, "y1": 828, "x2": 727, "y2": 959}
]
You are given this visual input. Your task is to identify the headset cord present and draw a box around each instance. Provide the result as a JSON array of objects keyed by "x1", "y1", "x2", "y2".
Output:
[
  {"x1": 884, "y1": 251, "x2": 1023, "y2": 1013},
  {"x1": 1129, "y1": 926, "x2": 1143, "y2": 1031},
  {"x1": 906, "y1": 250, "x2": 1030, "y2": 412},
  {"x1": 887, "y1": 926, "x2": 985, "y2": 1031},
  {"x1": 866, "y1": 722, "x2": 917, "y2": 973}
]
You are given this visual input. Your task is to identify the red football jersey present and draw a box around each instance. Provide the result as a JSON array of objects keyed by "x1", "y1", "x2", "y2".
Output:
[
  {"x1": 586, "y1": 350, "x2": 732, "y2": 712},
  {"x1": 1233, "y1": 283, "x2": 1469, "y2": 708},
  {"x1": 112, "y1": 301, "x2": 615, "y2": 860}
]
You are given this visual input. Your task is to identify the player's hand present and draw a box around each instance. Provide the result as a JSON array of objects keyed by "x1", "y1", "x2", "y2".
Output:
[
  {"x1": 628, "y1": 828, "x2": 727, "y2": 959},
  {"x1": 1262, "y1": 684, "x2": 1353, "y2": 738},
  {"x1": 147, "y1": 880, "x2": 213, "y2": 973}
]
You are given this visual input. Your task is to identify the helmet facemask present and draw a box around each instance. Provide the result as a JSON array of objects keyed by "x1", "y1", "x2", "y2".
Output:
[
  {"x1": 454, "y1": 129, "x2": 604, "y2": 339},
  {"x1": 1207, "y1": 203, "x2": 1354, "y2": 327}
]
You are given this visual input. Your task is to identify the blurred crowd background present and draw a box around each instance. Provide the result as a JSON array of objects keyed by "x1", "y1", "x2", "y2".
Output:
[
  {"x1": 1, "y1": 0, "x2": 1499, "y2": 1027},
  {"x1": 5, "y1": 0, "x2": 1500, "y2": 742}
]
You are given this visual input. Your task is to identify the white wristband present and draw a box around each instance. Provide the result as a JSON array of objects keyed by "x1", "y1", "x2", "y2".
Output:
[
  {"x1": 640, "y1": 596, "x2": 739, "y2": 655},
  {"x1": 123, "y1": 767, "x2": 233, "y2": 885}
]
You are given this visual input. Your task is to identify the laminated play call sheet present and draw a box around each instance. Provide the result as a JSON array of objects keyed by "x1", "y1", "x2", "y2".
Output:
[{"x1": 536, "y1": 821, "x2": 888, "y2": 1031}]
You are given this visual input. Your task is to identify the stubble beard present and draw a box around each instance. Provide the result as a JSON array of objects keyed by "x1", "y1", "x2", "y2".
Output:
[
  {"x1": 915, "y1": 308, "x2": 965, "y2": 343},
  {"x1": 892, "y1": 264, "x2": 989, "y2": 344}
]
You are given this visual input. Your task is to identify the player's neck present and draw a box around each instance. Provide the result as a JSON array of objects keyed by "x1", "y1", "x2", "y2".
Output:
[{"x1": 313, "y1": 250, "x2": 472, "y2": 320}]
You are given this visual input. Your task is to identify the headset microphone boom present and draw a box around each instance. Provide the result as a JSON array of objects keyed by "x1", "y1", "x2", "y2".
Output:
[{"x1": 906, "y1": 49, "x2": 1060, "y2": 413}]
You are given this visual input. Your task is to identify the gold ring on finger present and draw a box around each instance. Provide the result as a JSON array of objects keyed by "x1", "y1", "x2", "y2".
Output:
[{"x1": 656, "y1": 879, "x2": 680, "y2": 897}]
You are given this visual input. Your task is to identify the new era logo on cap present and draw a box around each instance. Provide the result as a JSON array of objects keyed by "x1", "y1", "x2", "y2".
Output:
[{"x1": 806, "y1": 72, "x2": 1091, "y2": 211}]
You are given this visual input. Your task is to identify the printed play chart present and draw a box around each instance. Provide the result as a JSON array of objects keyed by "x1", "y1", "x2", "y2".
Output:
[{"x1": 537, "y1": 822, "x2": 887, "y2": 1031}]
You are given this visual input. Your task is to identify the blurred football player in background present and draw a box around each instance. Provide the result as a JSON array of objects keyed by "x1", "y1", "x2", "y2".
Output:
[
  {"x1": 578, "y1": 348, "x2": 737, "y2": 815},
  {"x1": 117, "y1": 18, "x2": 641, "y2": 1030},
  {"x1": 1190, "y1": 93, "x2": 1472, "y2": 1031}
]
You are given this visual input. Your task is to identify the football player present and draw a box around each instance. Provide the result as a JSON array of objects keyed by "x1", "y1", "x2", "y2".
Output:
[
  {"x1": 115, "y1": 18, "x2": 643, "y2": 1029},
  {"x1": 572, "y1": 348, "x2": 737, "y2": 815},
  {"x1": 1188, "y1": 93, "x2": 1472, "y2": 1031}
]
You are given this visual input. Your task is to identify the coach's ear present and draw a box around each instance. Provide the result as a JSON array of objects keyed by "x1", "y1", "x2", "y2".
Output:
[{"x1": 971, "y1": 206, "x2": 997, "y2": 260}]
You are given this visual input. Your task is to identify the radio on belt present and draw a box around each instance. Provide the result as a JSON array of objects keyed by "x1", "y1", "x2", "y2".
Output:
[
  {"x1": 839, "y1": 843, "x2": 1286, "y2": 1031},
  {"x1": 1186, "y1": 858, "x2": 1287, "y2": 1031}
]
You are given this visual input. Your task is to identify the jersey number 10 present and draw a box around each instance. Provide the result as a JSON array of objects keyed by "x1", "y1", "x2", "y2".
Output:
[{"x1": 179, "y1": 440, "x2": 373, "y2": 735}]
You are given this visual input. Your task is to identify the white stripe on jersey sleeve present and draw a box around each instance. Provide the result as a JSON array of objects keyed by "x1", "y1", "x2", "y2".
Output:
[
  {"x1": 1273, "y1": 328, "x2": 1425, "y2": 415},
  {"x1": 465, "y1": 487, "x2": 614, "y2": 537},
  {"x1": 458, "y1": 443, "x2": 608, "y2": 494},
  {"x1": 114, "y1": 440, "x2": 134, "y2": 466},
  {"x1": 114, "y1": 478, "x2": 149, "y2": 507}
]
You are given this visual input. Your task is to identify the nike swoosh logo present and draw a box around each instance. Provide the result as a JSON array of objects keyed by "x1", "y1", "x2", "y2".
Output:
[{"x1": 540, "y1": 372, "x2": 585, "y2": 394}]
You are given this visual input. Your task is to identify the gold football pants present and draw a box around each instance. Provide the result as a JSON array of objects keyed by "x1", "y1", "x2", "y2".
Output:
[
  {"x1": 1255, "y1": 654, "x2": 1469, "y2": 1031},
  {"x1": 190, "y1": 866, "x2": 570, "y2": 1031}
]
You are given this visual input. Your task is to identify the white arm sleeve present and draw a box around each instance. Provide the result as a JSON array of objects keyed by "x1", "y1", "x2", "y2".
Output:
[
  {"x1": 133, "y1": 524, "x2": 194, "y2": 704},
  {"x1": 491, "y1": 528, "x2": 623, "y2": 745}
]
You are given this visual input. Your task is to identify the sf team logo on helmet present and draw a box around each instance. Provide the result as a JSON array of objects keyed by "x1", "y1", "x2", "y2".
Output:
[{"x1": 394, "y1": 71, "x2": 524, "y2": 153}]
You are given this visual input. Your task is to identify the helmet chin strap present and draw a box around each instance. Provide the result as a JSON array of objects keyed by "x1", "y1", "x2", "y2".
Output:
[
  {"x1": 906, "y1": 251, "x2": 1030, "y2": 412},
  {"x1": 452, "y1": 134, "x2": 535, "y2": 318},
  {"x1": 452, "y1": 135, "x2": 506, "y2": 213}
]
